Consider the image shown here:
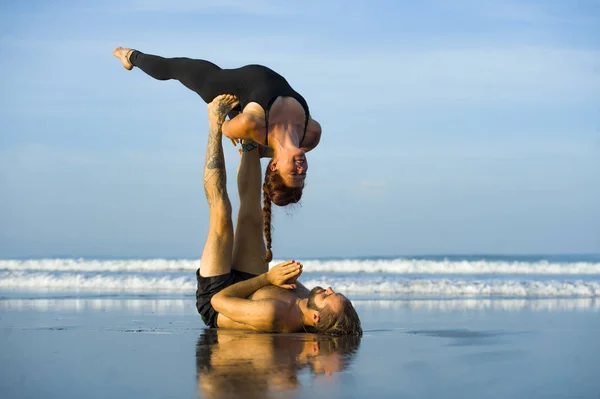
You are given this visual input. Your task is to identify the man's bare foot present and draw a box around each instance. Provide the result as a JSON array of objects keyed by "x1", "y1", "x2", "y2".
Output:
[
  {"x1": 112, "y1": 47, "x2": 134, "y2": 70},
  {"x1": 208, "y1": 94, "x2": 240, "y2": 120}
]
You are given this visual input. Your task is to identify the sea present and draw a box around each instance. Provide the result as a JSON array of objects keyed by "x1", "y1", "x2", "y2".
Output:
[
  {"x1": 1, "y1": 254, "x2": 599, "y2": 307},
  {"x1": 2, "y1": 254, "x2": 600, "y2": 398}
]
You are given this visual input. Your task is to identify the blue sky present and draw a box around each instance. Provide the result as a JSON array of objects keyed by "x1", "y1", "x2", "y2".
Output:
[{"x1": 1, "y1": 0, "x2": 599, "y2": 258}]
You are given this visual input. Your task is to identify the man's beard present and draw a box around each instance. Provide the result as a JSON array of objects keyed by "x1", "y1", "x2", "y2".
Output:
[{"x1": 307, "y1": 286, "x2": 323, "y2": 311}]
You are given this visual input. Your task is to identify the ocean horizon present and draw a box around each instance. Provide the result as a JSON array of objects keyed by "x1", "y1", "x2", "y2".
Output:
[{"x1": 3, "y1": 253, "x2": 600, "y2": 262}]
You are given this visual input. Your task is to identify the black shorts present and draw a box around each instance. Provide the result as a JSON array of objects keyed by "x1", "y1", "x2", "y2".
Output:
[{"x1": 195, "y1": 269, "x2": 257, "y2": 328}]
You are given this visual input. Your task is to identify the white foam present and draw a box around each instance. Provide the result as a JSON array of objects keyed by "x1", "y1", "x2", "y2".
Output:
[
  {"x1": 1, "y1": 271, "x2": 598, "y2": 298},
  {"x1": 354, "y1": 298, "x2": 600, "y2": 312},
  {"x1": 0, "y1": 271, "x2": 196, "y2": 292},
  {"x1": 297, "y1": 259, "x2": 600, "y2": 275},
  {"x1": 2, "y1": 258, "x2": 600, "y2": 274},
  {"x1": 1, "y1": 297, "x2": 597, "y2": 313},
  {"x1": 0, "y1": 259, "x2": 199, "y2": 273},
  {"x1": 0, "y1": 298, "x2": 193, "y2": 314},
  {"x1": 302, "y1": 278, "x2": 600, "y2": 297}
]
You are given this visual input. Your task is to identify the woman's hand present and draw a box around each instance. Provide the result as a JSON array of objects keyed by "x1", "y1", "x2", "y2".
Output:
[
  {"x1": 267, "y1": 260, "x2": 303, "y2": 289},
  {"x1": 225, "y1": 133, "x2": 241, "y2": 147}
]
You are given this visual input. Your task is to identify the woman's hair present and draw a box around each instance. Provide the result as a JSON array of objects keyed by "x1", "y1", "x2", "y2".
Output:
[{"x1": 262, "y1": 160, "x2": 303, "y2": 262}]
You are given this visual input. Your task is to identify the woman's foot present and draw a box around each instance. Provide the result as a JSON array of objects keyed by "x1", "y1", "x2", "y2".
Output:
[{"x1": 112, "y1": 47, "x2": 134, "y2": 70}]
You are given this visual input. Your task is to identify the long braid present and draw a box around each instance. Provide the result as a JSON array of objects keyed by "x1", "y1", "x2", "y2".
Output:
[
  {"x1": 262, "y1": 159, "x2": 304, "y2": 263},
  {"x1": 262, "y1": 183, "x2": 273, "y2": 262}
]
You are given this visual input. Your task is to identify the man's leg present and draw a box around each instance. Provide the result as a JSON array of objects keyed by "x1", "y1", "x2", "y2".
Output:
[
  {"x1": 231, "y1": 141, "x2": 269, "y2": 275},
  {"x1": 198, "y1": 95, "x2": 239, "y2": 277}
]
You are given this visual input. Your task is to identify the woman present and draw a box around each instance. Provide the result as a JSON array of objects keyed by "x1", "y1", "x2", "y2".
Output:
[{"x1": 112, "y1": 47, "x2": 322, "y2": 261}]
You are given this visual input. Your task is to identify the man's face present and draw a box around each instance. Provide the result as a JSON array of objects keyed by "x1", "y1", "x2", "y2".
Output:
[{"x1": 307, "y1": 286, "x2": 347, "y2": 314}]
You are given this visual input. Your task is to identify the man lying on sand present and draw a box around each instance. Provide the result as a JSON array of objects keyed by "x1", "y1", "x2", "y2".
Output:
[{"x1": 195, "y1": 94, "x2": 361, "y2": 335}]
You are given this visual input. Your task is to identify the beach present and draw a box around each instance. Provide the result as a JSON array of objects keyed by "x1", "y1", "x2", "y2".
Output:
[
  {"x1": 2, "y1": 256, "x2": 599, "y2": 398},
  {"x1": 3, "y1": 0, "x2": 599, "y2": 397},
  {"x1": 1, "y1": 295, "x2": 599, "y2": 399}
]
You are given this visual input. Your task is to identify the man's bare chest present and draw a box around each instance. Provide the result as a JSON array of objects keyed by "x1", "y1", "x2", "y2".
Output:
[{"x1": 248, "y1": 285, "x2": 298, "y2": 304}]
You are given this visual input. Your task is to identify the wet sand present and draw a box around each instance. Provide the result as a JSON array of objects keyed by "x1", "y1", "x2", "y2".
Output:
[{"x1": 1, "y1": 297, "x2": 599, "y2": 398}]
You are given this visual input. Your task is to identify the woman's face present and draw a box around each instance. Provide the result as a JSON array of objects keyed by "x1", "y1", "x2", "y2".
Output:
[{"x1": 274, "y1": 152, "x2": 308, "y2": 187}]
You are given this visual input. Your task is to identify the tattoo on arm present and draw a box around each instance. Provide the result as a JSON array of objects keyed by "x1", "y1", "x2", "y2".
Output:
[{"x1": 207, "y1": 156, "x2": 224, "y2": 169}]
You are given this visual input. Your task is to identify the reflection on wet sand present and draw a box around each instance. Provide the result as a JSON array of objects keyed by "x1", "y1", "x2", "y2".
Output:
[
  {"x1": 195, "y1": 330, "x2": 361, "y2": 399},
  {"x1": 1, "y1": 297, "x2": 598, "y2": 313}
]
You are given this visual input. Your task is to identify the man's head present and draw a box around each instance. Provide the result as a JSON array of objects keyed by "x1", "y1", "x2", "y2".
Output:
[{"x1": 306, "y1": 286, "x2": 362, "y2": 336}]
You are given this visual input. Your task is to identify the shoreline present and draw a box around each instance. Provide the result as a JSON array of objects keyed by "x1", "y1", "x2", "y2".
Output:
[{"x1": 1, "y1": 297, "x2": 599, "y2": 398}]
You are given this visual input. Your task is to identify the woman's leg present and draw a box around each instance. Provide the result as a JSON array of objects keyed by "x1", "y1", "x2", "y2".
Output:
[
  {"x1": 113, "y1": 47, "x2": 222, "y2": 103},
  {"x1": 231, "y1": 141, "x2": 269, "y2": 275}
]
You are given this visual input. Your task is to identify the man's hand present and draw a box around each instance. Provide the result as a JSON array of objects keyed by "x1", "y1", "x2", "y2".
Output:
[
  {"x1": 284, "y1": 261, "x2": 303, "y2": 286},
  {"x1": 267, "y1": 260, "x2": 303, "y2": 289}
]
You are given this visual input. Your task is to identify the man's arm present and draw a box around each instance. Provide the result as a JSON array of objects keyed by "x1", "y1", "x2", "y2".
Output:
[
  {"x1": 211, "y1": 261, "x2": 302, "y2": 331},
  {"x1": 212, "y1": 274, "x2": 280, "y2": 331}
]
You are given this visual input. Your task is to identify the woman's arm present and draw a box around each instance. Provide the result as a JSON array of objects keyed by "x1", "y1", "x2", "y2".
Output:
[{"x1": 222, "y1": 113, "x2": 266, "y2": 145}]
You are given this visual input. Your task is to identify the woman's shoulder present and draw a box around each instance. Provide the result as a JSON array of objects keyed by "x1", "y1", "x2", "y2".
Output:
[{"x1": 301, "y1": 119, "x2": 322, "y2": 152}]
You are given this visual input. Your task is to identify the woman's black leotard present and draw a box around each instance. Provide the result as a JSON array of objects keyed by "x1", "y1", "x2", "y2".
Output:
[{"x1": 129, "y1": 51, "x2": 310, "y2": 145}]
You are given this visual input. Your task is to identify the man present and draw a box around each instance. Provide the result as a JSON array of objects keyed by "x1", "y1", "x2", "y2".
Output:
[{"x1": 195, "y1": 94, "x2": 361, "y2": 336}]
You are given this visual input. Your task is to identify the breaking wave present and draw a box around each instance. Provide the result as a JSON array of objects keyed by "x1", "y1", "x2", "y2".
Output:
[
  {"x1": 2, "y1": 258, "x2": 600, "y2": 275},
  {"x1": 1, "y1": 271, "x2": 598, "y2": 298}
]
